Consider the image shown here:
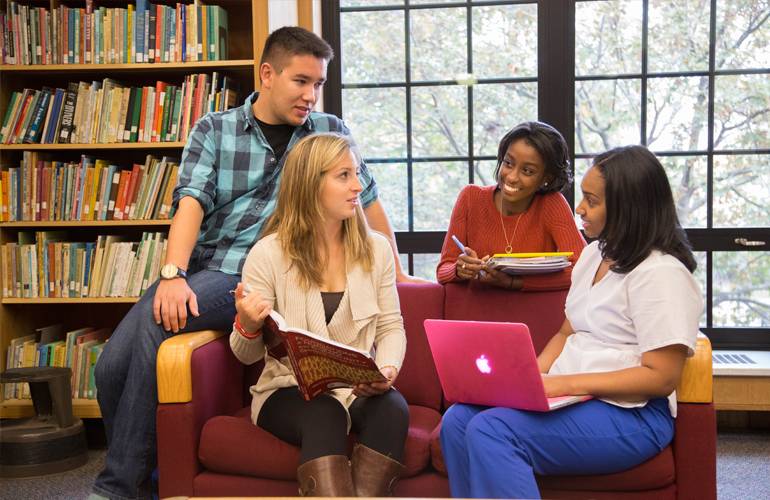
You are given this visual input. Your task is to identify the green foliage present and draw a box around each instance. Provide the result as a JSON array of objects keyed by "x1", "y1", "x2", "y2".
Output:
[
  {"x1": 714, "y1": 252, "x2": 770, "y2": 327},
  {"x1": 342, "y1": 11, "x2": 405, "y2": 83}
]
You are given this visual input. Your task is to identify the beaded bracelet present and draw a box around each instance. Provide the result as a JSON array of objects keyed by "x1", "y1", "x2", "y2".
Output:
[{"x1": 234, "y1": 314, "x2": 261, "y2": 339}]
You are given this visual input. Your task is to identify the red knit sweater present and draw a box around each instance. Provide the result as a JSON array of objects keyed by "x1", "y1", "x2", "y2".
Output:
[{"x1": 436, "y1": 185, "x2": 586, "y2": 291}]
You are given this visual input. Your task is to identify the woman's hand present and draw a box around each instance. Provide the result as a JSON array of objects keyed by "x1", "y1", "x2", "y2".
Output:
[
  {"x1": 540, "y1": 345, "x2": 689, "y2": 401},
  {"x1": 353, "y1": 365, "x2": 399, "y2": 397},
  {"x1": 456, "y1": 248, "x2": 487, "y2": 280},
  {"x1": 541, "y1": 373, "x2": 575, "y2": 398},
  {"x1": 234, "y1": 282, "x2": 272, "y2": 333},
  {"x1": 477, "y1": 264, "x2": 523, "y2": 290}
]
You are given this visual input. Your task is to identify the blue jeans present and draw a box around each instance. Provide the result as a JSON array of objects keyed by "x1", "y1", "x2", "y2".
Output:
[
  {"x1": 440, "y1": 398, "x2": 674, "y2": 499},
  {"x1": 93, "y1": 269, "x2": 240, "y2": 500}
]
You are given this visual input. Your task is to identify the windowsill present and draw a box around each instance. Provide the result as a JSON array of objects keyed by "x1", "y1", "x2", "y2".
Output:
[
  {"x1": 712, "y1": 351, "x2": 770, "y2": 410},
  {"x1": 713, "y1": 350, "x2": 770, "y2": 376}
]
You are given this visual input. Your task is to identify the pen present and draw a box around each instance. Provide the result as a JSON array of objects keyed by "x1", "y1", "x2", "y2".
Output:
[
  {"x1": 452, "y1": 234, "x2": 486, "y2": 278},
  {"x1": 229, "y1": 283, "x2": 253, "y2": 296},
  {"x1": 451, "y1": 234, "x2": 469, "y2": 255}
]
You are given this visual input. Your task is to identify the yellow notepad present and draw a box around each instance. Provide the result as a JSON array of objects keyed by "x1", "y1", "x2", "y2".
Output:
[{"x1": 492, "y1": 252, "x2": 574, "y2": 258}]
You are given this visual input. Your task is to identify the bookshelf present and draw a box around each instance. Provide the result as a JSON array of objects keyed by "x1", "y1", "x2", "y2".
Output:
[
  {"x1": 1, "y1": 142, "x2": 186, "y2": 150},
  {"x1": 0, "y1": 0, "x2": 268, "y2": 419}
]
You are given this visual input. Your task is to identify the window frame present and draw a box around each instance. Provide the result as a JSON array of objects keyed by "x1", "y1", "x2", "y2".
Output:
[{"x1": 324, "y1": 0, "x2": 770, "y2": 349}]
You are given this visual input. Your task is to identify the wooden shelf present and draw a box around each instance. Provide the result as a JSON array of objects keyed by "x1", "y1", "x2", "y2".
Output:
[
  {"x1": 0, "y1": 398, "x2": 101, "y2": 419},
  {"x1": 2, "y1": 297, "x2": 141, "y2": 304},
  {"x1": 0, "y1": 219, "x2": 172, "y2": 228},
  {"x1": 0, "y1": 0, "x2": 262, "y2": 421},
  {"x1": 0, "y1": 142, "x2": 186, "y2": 150},
  {"x1": 714, "y1": 375, "x2": 770, "y2": 411},
  {"x1": 0, "y1": 59, "x2": 255, "y2": 72}
]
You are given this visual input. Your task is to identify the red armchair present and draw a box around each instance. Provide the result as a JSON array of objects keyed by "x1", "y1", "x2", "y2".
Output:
[
  {"x1": 156, "y1": 283, "x2": 449, "y2": 498},
  {"x1": 156, "y1": 282, "x2": 715, "y2": 499}
]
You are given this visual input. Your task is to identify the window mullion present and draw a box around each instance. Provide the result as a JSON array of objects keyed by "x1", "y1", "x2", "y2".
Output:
[
  {"x1": 706, "y1": 0, "x2": 718, "y2": 329},
  {"x1": 640, "y1": 0, "x2": 649, "y2": 145},
  {"x1": 467, "y1": 3, "x2": 474, "y2": 185},
  {"x1": 538, "y1": 0, "x2": 575, "y2": 209},
  {"x1": 405, "y1": 4, "x2": 414, "y2": 238}
]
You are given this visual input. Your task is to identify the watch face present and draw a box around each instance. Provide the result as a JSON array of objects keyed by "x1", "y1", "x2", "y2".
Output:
[{"x1": 161, "y1": 264, "x2": 178, "y2": 279}]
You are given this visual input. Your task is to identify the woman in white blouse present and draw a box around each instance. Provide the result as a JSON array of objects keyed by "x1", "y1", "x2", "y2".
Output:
[
  {"x1": 440, "y1": 145, "x2": 703, "y2": 499},
  {"x1": 230, "y1": 133, "x2": 407, "y2": 497}
]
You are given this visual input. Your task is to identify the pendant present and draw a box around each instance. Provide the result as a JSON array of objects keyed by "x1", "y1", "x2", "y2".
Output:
[{"x1": 505, "y1": 245, "x2": 513, "y2": 254}]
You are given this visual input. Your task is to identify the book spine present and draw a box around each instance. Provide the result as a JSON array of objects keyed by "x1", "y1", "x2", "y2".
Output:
[
  {"x1": 23, "y1": 89, "x2": 51, "y2": 144},
  {"x1": 58, "y1": 82, "x2": 78, "y2": 143},
  {"x1": 148, "y1": 4, "x2": 156, "y2": 63}
]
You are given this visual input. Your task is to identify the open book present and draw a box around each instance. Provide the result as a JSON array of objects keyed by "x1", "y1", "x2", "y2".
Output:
[
  {"x1": 486, "y1": 252, "x2": 573, "y2": 275},
  {"x1": 261, "y1": 311, "x2": 387, "y2": 401}
]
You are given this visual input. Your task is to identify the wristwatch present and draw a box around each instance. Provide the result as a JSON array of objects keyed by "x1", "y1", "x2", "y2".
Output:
[{"x1": 160, "y1": 263, "x2": 188, "y2": 280}]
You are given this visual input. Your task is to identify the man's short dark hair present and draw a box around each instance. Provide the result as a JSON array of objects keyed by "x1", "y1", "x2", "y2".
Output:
[{"x1": 260, "y1": 26, "x2": 334, "y2": 72}]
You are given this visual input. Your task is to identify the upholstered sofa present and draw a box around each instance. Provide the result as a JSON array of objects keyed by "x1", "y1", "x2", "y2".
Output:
[{"x1": 156, "y1": 282, "x2": 716, "y2": 499}]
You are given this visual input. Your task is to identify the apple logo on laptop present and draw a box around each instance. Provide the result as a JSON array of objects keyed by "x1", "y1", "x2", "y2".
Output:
[{"x1": 476, "y1": 354, "x2": 492, "y2": 374}]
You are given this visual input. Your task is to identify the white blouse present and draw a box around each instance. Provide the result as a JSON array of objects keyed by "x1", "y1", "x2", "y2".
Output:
[{"x1": 549, "y1": 241, "x2": 703, "y2": 417}]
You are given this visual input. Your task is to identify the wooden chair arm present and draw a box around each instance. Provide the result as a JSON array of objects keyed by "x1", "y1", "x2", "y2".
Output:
[
  {"x1": 676, "y1": 333, "x2": 713, "y2": 403},
  {"x1": 157, "y1": 330, "x2": 227, "y2": 403}
]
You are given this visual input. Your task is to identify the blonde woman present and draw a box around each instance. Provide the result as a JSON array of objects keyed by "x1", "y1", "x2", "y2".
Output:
[{"x1": 229, "y1": 133, "x2": 408, "y2": 497}]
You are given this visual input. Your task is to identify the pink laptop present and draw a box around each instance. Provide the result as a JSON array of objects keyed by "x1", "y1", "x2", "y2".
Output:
[{"x1": 424, "y1": 319, "x2": 591, "y2": 412}]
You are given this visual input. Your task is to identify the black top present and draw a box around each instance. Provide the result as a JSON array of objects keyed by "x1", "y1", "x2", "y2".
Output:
[
  {"x1": 321, "y1": 291, "x2": 344, "y2": 324},
  {"x1": 256, "y1": 118, "x2": 295, "y2": 162}
]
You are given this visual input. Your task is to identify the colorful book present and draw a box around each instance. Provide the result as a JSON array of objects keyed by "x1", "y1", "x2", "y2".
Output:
[{"x1": 261, "y1": 310, "x2": 386, "y2": 401}]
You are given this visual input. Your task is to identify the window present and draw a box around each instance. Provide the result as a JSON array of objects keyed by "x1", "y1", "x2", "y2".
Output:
[
  {"x1": 329, "y1": 0, "x2": 538, "y2": 280},
  {"x1": 574, "y1": 0, "x2": 770, "y2": 346},
  {"x1": 326, "y1": 0, "x2": 770, "y2": 348}
]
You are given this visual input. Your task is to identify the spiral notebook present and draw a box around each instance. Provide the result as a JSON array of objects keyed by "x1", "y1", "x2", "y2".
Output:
[{"x1": 486, "y1": 252, "x2": 573, "y2": 275}]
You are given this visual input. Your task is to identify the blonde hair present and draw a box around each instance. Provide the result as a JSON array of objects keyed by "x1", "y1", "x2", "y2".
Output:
[{"x1": 261, "y1": 133, "x2": 373, "y2": 288}]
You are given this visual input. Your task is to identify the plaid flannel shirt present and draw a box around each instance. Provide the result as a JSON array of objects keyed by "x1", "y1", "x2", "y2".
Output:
[{"x1": 172, "y1": 92, "x2": 378, "y2": 275}]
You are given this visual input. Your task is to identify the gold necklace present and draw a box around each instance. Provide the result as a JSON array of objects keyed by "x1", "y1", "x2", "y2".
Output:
[{"x1": 498, "y1": 194, "x2": 524, "y2": 254}]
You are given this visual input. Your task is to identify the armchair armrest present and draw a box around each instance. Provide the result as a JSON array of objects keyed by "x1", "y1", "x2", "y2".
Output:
[
  {"x1": 673, "y1": 335, "x2": 716, "y2": 500},
  {"x1": 157, "y1": 330, "x2": 227, "y2": 403},
  {"x1": 157, "y1": 330, "x2": 246, "y2": 499},
  {"x1": 676, "y1": 333, "x2": 713, "y2": 403}
]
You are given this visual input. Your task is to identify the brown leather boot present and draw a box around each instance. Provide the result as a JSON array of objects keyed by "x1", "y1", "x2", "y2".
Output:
[
  {"x1": 296, "y1": 455, "x2": 355, "y2": 497},
  {"x1": 351, "y1": 444, "x2": 405, "y2": 497}
]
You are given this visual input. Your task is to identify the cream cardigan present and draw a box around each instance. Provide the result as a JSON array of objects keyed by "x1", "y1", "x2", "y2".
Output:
[{"x1": 229, "y1": 231, "x2": 406, "y2": 427}]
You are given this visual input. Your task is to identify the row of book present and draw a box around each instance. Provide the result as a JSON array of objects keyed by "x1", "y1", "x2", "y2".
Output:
[
  {"x1": 0, "y1": 153, "x2": 179, "y2": 222},
  {"x1": 2, "y1": 231, "x2": 168, "y2": 299},
  {"x1": 1, "y1": 72, "x2": 238, "y2": 145},
  {"x1": 4, "y1": 324, "x2": 109, "y2": 400},
  {"x1": 0, "y1": 1, "x2": 228, "y2": 66}
]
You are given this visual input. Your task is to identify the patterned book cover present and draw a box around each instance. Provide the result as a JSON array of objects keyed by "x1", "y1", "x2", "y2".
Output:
[{"x1": 262, "y1": 311, "x2": 386, "y2": 401}]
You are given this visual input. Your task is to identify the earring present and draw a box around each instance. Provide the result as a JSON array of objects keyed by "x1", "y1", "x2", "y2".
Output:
[{"x1": 543, "y1": 182, "x2": 549, "y2": 187}]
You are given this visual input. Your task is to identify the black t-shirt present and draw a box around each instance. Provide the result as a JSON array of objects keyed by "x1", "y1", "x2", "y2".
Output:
[{"x1": 256, "y1": 118, "x2": 295, "y2": 162}]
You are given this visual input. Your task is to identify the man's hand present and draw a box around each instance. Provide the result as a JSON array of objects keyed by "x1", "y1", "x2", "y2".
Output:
[
  {"x1": 396, "y1": 272, "x2": 432, "y2": 284},
  {"x1": 153, "y1": 278, "x2": 199, "y2": 333},
  {"x1": 353, "y1": 365, "x2": 398, "y2": 397}
]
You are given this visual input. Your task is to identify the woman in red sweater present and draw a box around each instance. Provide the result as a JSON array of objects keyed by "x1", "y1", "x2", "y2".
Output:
[{"x1": 437, "y1": 121, "x2": 586, "y2": 291}]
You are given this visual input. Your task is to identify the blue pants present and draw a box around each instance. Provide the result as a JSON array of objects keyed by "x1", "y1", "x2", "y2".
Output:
[
  {"x1": 440, "y1": 398, "x2": 674, "y2": 499},
  {"x1": 93, "y1": 269, "x2": 240, "y2": 500}
]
